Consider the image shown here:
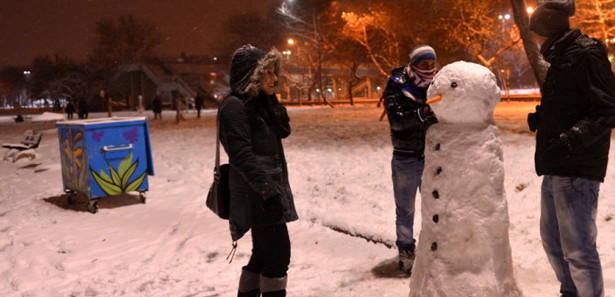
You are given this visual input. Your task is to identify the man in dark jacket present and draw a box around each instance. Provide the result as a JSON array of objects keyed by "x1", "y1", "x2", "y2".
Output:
[
  {"x1": 152, "y1": 95, "x2": 162, "y2": 120},
  {"x1": 383, "y1": 44, "x2": 438, "y2": 275},
  {"x1": 528, "y1": 1, "x2": 615, "y2": 296},
  {"x1": 77, "y1": 97, "x2": 88, "y2": 119},
  {"x1": 218, "y1": 44, "x2": 297, "y2": 297},
  {"x1": 194, "y1": 93, "x2": 203, "y2": 118}
]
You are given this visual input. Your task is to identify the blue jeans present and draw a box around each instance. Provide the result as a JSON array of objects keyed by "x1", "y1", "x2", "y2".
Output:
[
  {"x1": 392, "y1": 153, "x2": 424, "y2": 250},
  {"x1": 541, "y1": 175, "x2": 603, "y2": 297}
]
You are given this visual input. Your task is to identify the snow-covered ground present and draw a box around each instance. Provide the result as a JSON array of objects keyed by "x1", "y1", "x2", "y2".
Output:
[{"x1": 0, "y1": 102, "x2": 614, "y2": 297}]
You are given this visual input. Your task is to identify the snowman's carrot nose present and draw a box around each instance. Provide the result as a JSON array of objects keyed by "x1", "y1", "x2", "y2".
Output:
[{"x1": 426, "y1": 95, "x2": 441, "y2": 105}]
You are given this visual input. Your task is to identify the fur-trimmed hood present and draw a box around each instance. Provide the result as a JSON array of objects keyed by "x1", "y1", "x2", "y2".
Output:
[{"x1": 229, "y1": 44, "x2": 282, "y2": 98}]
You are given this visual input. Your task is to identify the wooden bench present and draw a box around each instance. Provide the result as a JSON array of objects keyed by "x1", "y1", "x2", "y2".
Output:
[{"x1": 2, "y1": 130, "x2": 43, "y2": 161}]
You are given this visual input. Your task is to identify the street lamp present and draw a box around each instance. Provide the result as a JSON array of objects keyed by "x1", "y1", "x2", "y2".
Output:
[
  {"x1": 498, "y1": 13, "x2": 511, "y2": 33},
  {"x1": 15, "y1": 70, "x2": 31, "y2": 121},
  {"x1": 23, "y1": 70, "x2": 31, "y2": 104}
]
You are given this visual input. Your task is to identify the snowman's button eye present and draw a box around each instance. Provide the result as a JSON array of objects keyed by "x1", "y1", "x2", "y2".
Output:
[{"x1": 451, "y1": 82, "x2": 458, "y2": 88}]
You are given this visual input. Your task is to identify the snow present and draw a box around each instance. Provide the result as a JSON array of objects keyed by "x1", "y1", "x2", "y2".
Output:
[{"x1": 0, "y1": 104, "x2": 614, "y2": 297}]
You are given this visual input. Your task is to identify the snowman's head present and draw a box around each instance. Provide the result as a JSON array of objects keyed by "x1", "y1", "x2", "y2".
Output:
[{"x1": 426, "y1": 61, "x2": 500, "y2": 125}]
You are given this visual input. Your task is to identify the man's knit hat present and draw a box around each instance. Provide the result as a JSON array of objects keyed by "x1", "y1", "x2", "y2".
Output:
[
  {"x1": 530, "y1": 0, "x2": 575, "y2": 38},
  {"x1": 230, "y1": 44, "x2": 282, "y2": 98},
  {"x1": 409, "y1": 45, "x2": 436, "y2": 66}
]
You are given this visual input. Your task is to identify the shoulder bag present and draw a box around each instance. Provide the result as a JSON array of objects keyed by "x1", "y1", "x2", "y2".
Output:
[{"x1": 206, "y1": 113, "x2": 230, "y2": 219}]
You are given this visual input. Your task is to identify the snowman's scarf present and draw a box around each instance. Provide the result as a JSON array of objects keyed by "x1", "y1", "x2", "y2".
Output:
[{"x1": 406, "y1": 65, "x2": 436, "y2": 89}]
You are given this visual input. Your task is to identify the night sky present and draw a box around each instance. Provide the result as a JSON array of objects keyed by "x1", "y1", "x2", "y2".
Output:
[{"x1": 0, "y1": 0, "x2": 278, "y2": 67}]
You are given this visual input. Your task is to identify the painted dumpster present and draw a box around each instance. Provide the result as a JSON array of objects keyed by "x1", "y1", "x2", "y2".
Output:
[{"x1": 56, "y1": 117, "x2": 154, "y2": 213}]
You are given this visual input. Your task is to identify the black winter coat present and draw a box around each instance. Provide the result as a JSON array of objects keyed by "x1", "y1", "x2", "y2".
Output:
[
  {"x1": 218, "y1": 92, "x2": 298, "y2": 240},
  {"x1": 383, "y1": 66, "x2": 432, "y2": 156},
  {"x1": 534, "y1": 29, "x2": 615, "y2": 182}
]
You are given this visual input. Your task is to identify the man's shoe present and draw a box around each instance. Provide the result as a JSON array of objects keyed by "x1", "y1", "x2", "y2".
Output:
[{"x1": 398, "y1": 248, "x2": 415, "y2": 275}]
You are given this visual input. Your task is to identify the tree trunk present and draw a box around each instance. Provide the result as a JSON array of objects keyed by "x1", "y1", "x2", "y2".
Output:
[
  {"x1": 347, "y1": 62, "x2": 360, "y2": 106},
  {"x1": 511, "y1": 0, "x2": 549, "y2": 88}
]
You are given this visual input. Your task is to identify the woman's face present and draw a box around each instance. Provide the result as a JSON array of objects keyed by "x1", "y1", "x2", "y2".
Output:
[{"x1": 261, "y1": 64, "x2": 278, "y2": 96}]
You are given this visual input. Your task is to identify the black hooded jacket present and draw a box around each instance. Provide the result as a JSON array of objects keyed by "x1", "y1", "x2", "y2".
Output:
[
  {"x1": 218, "y1": 45, "x2": 298, "y2": 241},
  {"x1": 534, "y1": 29, "x2": 615, "y2": 181}
]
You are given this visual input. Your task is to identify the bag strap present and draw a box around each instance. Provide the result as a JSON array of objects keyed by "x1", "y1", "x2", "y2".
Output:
[
  {"x1": 215, "y1": 96, "x2": 234, "y2": 173},
  {"x1": 214, "y1": 111, "x2": 221, "y2": 175}
]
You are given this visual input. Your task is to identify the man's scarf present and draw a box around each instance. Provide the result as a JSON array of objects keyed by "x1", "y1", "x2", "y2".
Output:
[{"x1": 407, "y1": 65, "x2": 436, "y2": 89}]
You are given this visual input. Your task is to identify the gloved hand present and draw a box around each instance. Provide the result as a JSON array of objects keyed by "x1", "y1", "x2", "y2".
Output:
[
  {"x1": 417, "y1": 105, "x2": 438, "y2": 125},
  {"x1": 527, "y1": 105, "x2": 541, "y2": 132},
  {"x1": 261, "y1": 195, "x2": 284, "y2": 222},
  {"x1": 545, "y1": 132, "x2": 573, "y2": 159}
]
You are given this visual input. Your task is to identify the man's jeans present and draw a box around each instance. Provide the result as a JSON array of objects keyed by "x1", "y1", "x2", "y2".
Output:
[
  {"x1": 392, "y1": 153, "x2": 424, "y2": 250},
  {"x1": 541, "y1": 175, "x2": 603, "y2": 297}
]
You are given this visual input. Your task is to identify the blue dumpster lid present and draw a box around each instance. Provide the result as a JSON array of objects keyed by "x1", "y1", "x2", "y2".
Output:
[{"x1": 56, "y1": 117, "x2": 147, "y2": 129}]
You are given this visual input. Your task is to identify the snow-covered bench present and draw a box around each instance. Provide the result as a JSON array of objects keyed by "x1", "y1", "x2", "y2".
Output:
[{"x1": 2, "y1": 130, "x2": 42, "y2": 161}]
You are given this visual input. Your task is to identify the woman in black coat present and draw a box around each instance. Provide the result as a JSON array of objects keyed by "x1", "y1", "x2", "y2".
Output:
[{"x1": 218, "y1": 44, "x2": 297, "y2": 297}]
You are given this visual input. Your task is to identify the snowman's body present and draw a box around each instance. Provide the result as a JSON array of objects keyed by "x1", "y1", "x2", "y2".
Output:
[{"x1": 409, "y1": 61, "x2": 522, "y2": 297}]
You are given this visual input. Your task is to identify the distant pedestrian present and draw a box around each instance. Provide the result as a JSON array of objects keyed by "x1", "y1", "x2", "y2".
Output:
[
  {"x1": 53, "y1": 98, "x2": 61, "y2": 112},
  {"x1": 77, "y1": 97, "x2": 89, "y2": 119},
  {"x1": 195, "y1": 93, "x2": 203, "y2": 118},
  {"x1": 152, "y1": 95, "x2": 162, "y2": 120},
  {"x1": 175, "y1": 96, "x2": 185, "y2": 123},
  {"x1": 138, "y1": 94, "x2": 144, "y2": 113},
  {"x1": 65, "y1": 98, "x2": 76, "y2": 120}
]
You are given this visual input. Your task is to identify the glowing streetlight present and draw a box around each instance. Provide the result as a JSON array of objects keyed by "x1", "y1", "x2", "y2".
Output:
[
  {"x1": 498, "y1": 13, "x2": 511, "y2": 21},
  {"x1": 287, "y1": 38, "x2": 295, "y2": 46},
  {"x1": 498, "y1": 13, "x2": 511, "y2": 33},
  {"x1": 527, "y1": 6, "x2": 534, "y2": 15}
]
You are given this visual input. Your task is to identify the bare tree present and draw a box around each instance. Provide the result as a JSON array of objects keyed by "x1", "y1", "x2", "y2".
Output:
[
  {"x1": 433, "y1": 0, "x2": 521, "y2": 69},
  {"x1": 218, "y1": 9, "x2": 284, "y2": 63},
  {"x1": 0, "y1": 66, "x2": 27, "y2": 109},
  {"x1": 278, "y1": 0, "x2": 339, "y2": 106},
  {"x1": 89, "y1": 14, "x2": 162, "y2": 75},
  {"x1": 339, "y1": 0, "x2": 432, "y2": 76},
  {"x1": 511, "y1": 0, "x2": 548, "y2": 87},
  {"x1": 29, "y1": 55, "x2": 89, "y2": 101},
  {"x1": 87, "y1": 14, "x2": 162, "y2": 114},
  {"x1": 340, "y1": 6, "x2": 402, "y2": 77},
  {"x1": 327, "y1": 18, "x2": 369, "y2": 103},
  {"x1": 575, "y1": 0, "x2": 615, "y2": 49}
]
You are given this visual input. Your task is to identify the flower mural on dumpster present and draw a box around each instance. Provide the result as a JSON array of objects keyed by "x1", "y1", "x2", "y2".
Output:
[
  {"x1": 90, "y1": 152, "x2": 147, "y2": 196},
  {"x1": 60, "y1": 128, "x2": 88, "y2": 191}
]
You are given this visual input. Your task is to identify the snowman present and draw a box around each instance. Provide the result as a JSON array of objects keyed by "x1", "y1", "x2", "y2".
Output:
[{"x1": 408, "y1": 61, "x2": 523, "y2": 297}]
